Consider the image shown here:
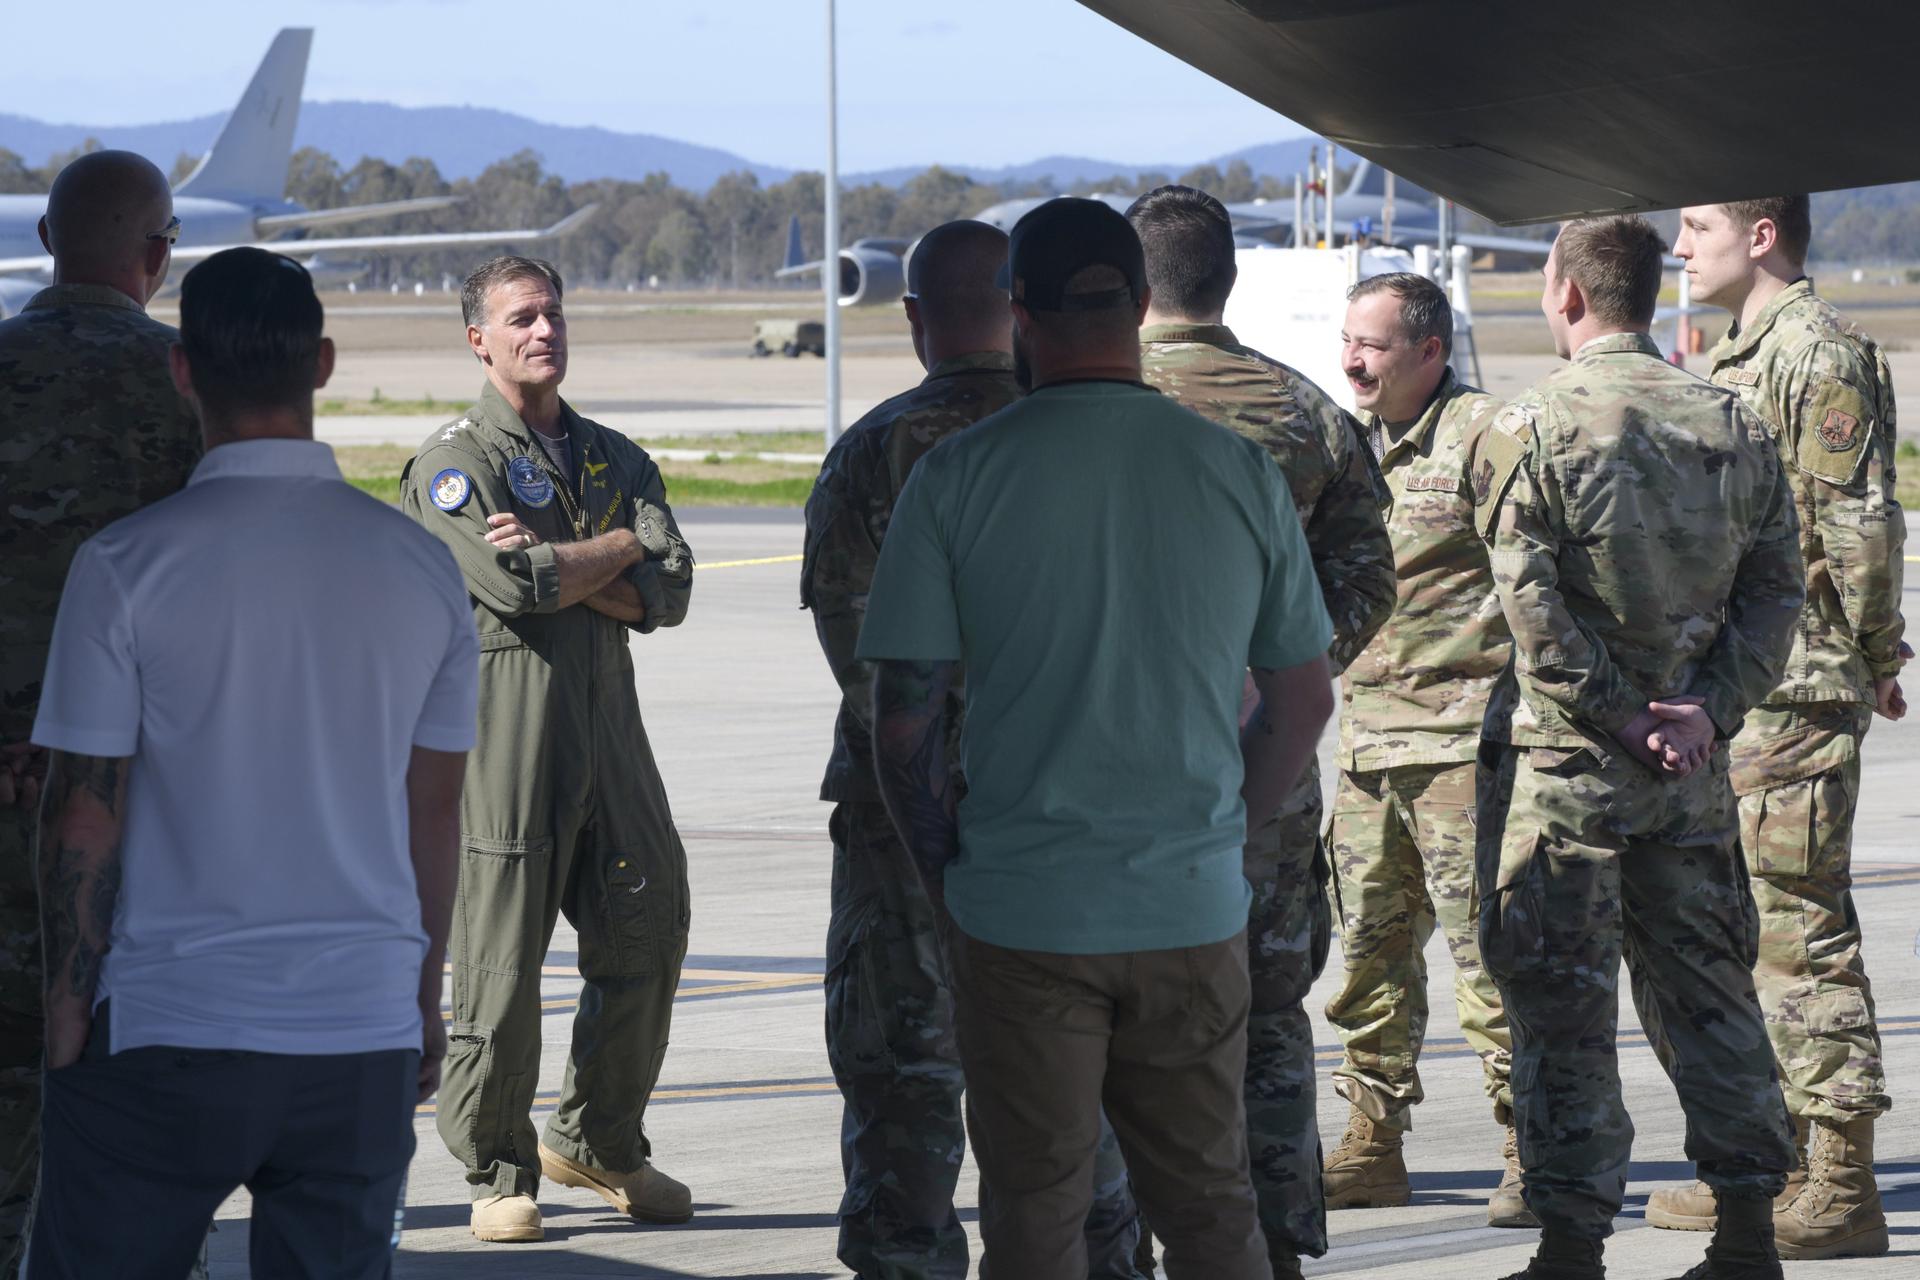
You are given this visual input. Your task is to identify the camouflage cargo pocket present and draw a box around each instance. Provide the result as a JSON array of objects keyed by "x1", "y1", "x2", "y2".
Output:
[
  {"x1": 1743, "y1": 767, "x2": 1856, "y2": 881},
  {"x1": 1479, "y1": 832, "x2": 1550, "y2": 982}
]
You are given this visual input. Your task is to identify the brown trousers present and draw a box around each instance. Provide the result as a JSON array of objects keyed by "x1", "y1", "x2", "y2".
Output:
[{"x1": 943, "y1": 919, "x2": 1270, "y2": 1280}]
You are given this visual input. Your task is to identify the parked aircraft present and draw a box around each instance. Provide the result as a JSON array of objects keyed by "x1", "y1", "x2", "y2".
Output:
[
  {"x1": 0, "y1": 28, "x2": 594, "y2": 318},
  {"x1": 781, "y1": 160, "x2": 1551, "y2": 310}
]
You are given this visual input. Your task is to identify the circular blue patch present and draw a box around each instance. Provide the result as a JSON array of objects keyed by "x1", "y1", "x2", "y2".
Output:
[
  {"x1": 429, "y1": 468, "x2": 472, "y2": 512},
  {"x1": 507, "y1": 456, "x2": 555, "y2": 509}
]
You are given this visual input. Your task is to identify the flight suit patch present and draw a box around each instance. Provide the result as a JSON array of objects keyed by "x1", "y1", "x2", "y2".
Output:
[
  {"x1": 1817, "y1": 407, "x2": 1860, "y2": 452},
  {"x1": 507, "y1": 456, "x2": 555, "y2": 508},
  {"x1": 430, "y1": 468, "x2": 472, "y2": 512}
]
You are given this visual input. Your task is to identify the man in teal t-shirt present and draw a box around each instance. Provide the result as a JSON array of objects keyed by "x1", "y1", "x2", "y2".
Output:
[{"x1": 860, "y1": 198, "x2": 1334, "y2": 1280}]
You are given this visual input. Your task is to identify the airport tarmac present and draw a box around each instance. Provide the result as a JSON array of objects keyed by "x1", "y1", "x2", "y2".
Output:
[
  {"x1": 201, "y1": 508, "x2": 1920, "y2": 1278},
  {"x1": 290, "y1": 294, "x2": 1920, "y2": 449}
]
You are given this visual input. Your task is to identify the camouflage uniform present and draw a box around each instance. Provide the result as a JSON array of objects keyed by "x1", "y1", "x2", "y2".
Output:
[
  {"x1": 0, "y1": 284, "x2": 202, "y2": 1278},
  {"x1": 1139, "y1": 323, "x2": 1395, "y2": 1260},
  {"x1": 1474, "y1": 332, "x2": 1805, "y2": 1240},
  {"x1": 801, "y1": 352, "x2": 1145, "y2": 1280},
  {"x1": 1326, "y1": 370, "x2": 1513, "y2": 1129},
  {"x1": 1699, "y1": 280, "x2": 1903, "y2": 1123}
]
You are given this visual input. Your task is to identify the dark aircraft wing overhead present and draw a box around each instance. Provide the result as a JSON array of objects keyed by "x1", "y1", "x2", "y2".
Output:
[{"x1": 1075, "y1": 1, "x2": 1920, "y2": 225}]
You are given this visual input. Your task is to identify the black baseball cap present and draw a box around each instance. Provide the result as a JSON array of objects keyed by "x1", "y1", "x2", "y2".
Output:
[{"x1": 994, "y1": 197, "x2": 1147, "y2": 312}]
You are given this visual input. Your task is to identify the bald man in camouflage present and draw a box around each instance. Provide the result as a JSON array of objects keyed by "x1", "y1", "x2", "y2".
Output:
[
  {"x1": 802, "y1": 219, "x2": 1146, "y2": 1280},
  {"x1": 0, "y1": 150, "x2": 203, "y2": 1279}
]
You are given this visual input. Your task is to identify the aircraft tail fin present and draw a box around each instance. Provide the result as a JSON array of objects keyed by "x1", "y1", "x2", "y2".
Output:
[
  {"x1": 1342, "y1": 158, "x2": 1435, "y2": 204},
  {"x1": 783, "y1": 215, "x2": 806, "y2": 272},
  {"x1": 173, "y1": 28, "x2": 311, "y2": 203}
]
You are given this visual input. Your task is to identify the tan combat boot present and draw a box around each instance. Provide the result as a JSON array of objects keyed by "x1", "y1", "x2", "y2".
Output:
[
  {"x1": 1489, "y1": 1125, "x2": 1539, "y2": 1227},
  {"x1": 539, "y1": 1141, "x2": 694, "y2": 1224},
  {"x1": 470, "y1": 1193, "x2": 543, "y2": 1243},
  {"x1": 1773, "y1": 1115, "x2": 1889, "y2": 1260},
  {"x1": 1647, "y1": 1113, "x2": 1809, "y2": 1230},
  {"x1": 1323, "y1": 1105, "x2": 1410, "y2": 1209}
]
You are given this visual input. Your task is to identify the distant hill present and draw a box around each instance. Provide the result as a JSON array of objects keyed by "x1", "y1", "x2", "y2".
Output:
[
  {"x1": 842, "y1": 139, "x2": 1321, "y2": 190},
  {"x1": 1, "y1": 100, "x2": 1323, "y2": 193}
]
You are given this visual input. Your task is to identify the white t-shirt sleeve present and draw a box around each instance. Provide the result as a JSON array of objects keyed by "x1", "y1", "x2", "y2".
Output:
[
  {"x1": 413, "y1": 542, "x2": 480, "y2": 752},
  {"x1": 32, "y1": 538, "x2": 141, "y2": 758}
]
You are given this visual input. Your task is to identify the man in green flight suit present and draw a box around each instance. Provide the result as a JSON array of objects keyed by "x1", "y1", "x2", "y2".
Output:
[{"x1": 402, "y1": 255, "x2": 695, "y2": 1244}]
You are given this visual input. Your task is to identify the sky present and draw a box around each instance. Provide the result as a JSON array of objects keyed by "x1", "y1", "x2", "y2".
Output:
[{"x1": 4, "y1": 0, "x2": 1309, "y2": 171}]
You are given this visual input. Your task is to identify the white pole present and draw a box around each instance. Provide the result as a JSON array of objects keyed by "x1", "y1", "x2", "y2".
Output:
[
  {"x1": 823, "y1": 0, "x2": 842, "y2": 446},
  {"x1": 1326, "y1": 144, "x2": 1338, "y2": 246},
  {"x1": 1292, "y1": 174, "x2": 1303, "y2": 249}
]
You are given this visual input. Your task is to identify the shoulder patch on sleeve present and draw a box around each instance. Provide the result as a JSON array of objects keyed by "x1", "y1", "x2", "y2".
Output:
[
  {"x1": 429, "y1": 468, "x2": 473, "y2": 512},
  {"x1": 1796, "y1": 373, "x2": 1876, "y2": 485},
  {"x1": 1472, "y1": 423, "x2": 1530, "y2": 540}
]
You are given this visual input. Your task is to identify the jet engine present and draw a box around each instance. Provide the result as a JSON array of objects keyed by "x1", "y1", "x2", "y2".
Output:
[{"x1": 836, "y1": 242, "x2": 906, "y2": 308}]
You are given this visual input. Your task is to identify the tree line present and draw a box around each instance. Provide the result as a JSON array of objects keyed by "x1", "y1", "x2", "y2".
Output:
[{"x1": 4, "y1": 141, "x2": 1914, "y2": 286}]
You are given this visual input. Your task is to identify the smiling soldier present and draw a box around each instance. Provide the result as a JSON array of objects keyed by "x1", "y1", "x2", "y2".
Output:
[{"x1": 401, "y1": 255, "x2": 696, "y2": 1244}]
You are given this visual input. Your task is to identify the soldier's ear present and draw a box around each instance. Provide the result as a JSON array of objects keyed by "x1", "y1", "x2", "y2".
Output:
[
  {"x1": 313, "y1": 336, "x2": 336, "y2": 391},
  {"x1": 168, "y1": 343, "x2": 196, "y2": 404},
  {"x1": 466, "y1": 323, "x2": 490, "y2": 366}
]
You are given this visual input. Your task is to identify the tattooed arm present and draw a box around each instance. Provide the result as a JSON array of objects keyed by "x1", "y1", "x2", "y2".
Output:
[
  {"x1": 872, "y1": 659, "x2": 961, "y2": 909},
  {"x1": 36, "y1": 751, "x2": 130, "y2": 1069},
  {"x1": 1241, "y1": 657, "x2": 1334, "y2": 829}
]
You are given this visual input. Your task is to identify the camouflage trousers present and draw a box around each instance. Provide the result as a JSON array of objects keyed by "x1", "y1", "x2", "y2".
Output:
[
  {"x1": 1323, "y1": 761, "x2": 1511, "y2": 1130},
  {"x1": 1240, "y1": 768, "x2": 1333, "y2": 1261},
  {"x1": 1476, "y1": 742, "x2": 1795, "y2": 1240},
  {"x1": 0, "y1": 807, "x2": 38, "y2": 1280},
  {"x1": 1729, "y1": 703, "x2": 1887, "y2": 1121},
  {"x1": 824, "y1": 802, "x2": 1143, "y2": 1280}
]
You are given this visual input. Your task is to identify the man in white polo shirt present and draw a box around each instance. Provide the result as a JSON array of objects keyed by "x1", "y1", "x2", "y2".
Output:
[{"x1": 26, "y1": 248, "x2": 477, "y2": 1279}]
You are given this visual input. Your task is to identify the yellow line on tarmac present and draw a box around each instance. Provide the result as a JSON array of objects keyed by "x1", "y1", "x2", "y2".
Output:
[
  {"x1": 415, "y1": 1078, "x2": 839, "y2": 1116},
  {"x1": 703, "y1": 553, "x2": 803, "y2": 570},
  {"x1": 537, "y1": 973, "x2": 817, "y2": 1013}
]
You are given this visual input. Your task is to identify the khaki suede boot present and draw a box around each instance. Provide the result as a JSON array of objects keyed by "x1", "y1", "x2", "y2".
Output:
[
  {"x1": 1323, "y1": 1105, "x2": 1410, "y2": 1209},
  {"x1": 539, "y1": 1141, "x2": 694, "y2": 1224},
  {"x1": 1496, "y1": 1228, "x2": 1605, "y2": 1280},
  {"x1": 1774, "y1": 1115, "x2": 1889, "y2": 1260},
  {"x1": 1489, "y1": 1125, "x2": 1539, "y2": 1227},
  {"x1": 1647, "y1": 1115, "x2": 1809, "y2": 1230},
  {"x1": 470, "y1": 1193, "x2": 543, "y2": 1243},
  {"x1": 1667, "y1": 1191, "x2": 1781, "y2": 1279}
]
